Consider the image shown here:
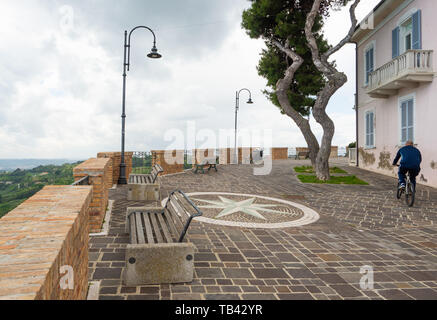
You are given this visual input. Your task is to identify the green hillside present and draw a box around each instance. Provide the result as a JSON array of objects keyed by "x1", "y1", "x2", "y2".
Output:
[{"x1": 0, "y1": 162, "x2": 82, "y2": 218}]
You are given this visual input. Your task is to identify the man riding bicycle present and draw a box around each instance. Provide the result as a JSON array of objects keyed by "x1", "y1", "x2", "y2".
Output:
[{"x1": 392, "y1": 141, "x2": 422, "y2": 191}]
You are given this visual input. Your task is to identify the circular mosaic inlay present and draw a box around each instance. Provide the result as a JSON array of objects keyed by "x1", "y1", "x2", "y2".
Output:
[{"x1": 162, "y1": 192, "x2": 320, "y2": 229}]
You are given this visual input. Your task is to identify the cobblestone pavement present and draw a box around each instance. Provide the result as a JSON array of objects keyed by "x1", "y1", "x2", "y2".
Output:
[{"x1": 89, "y1": 160, "x2": 437, "y2": 300}]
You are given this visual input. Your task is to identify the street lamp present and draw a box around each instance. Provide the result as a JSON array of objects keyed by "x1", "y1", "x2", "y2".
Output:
[
  {"x1": 234, "y1": 88, "x2": 253, "y2": 164},
  {"x1": 118, "y1": 26, "x2": 162, "y2": 185}
]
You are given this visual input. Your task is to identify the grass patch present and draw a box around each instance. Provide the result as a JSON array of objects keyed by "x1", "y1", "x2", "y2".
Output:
[
  {"x1": 131, "y1": 166, "x2": 151, "y2": 174},
  {"x1": 297, "y1": 175, "x2": 369, "y2": 185},
  {"x1": 294, "y1": 166, "x2": 348, "y2": 174}
]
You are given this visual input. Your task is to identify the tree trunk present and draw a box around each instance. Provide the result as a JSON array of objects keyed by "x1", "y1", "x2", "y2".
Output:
[
  {"x1": 271, "y1": 0, "x2": 360, "y2": 181},
  {"x1": 304, "y1": 0, "x2": 360, "y2": 181}
]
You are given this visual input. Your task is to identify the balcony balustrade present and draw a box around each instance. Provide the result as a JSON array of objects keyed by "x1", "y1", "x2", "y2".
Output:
[{"x1": 367, "y1": 50, "x2": 434, "y2": 98}]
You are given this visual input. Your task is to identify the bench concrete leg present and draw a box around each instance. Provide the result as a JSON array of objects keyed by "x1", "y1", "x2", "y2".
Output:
[
  {"x1": 127, "y1": 183, "x2": 160, "y2": 201},
  {"x1": 125, "y1": 243, "x2": 195, "y2": 286}
]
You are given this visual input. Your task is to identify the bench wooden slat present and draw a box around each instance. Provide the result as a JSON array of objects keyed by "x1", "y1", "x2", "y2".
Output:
[
  {"x1": 142, "y1": 212, "x2": 155, "y2": 244},
  {"x1": 149, "y1": 213, "x2": 164, "y2": 243},
  {"x1": 172, "y1": 192, "x2": 191, "y2": 217},
  {"x1": 156, "y1": 213, "x2": 173, "y2": 243},
  {"x1": 130, "y1": 213, "x2": 138, "y2": 244},
  {"x1": 166, "y1": 202, "x2": 184, "y2": 237},
  {"x1": 171, "y1": 194, "x2": 189, "y2": 221},
  {"x1": 135, "y1": 212, "x2": 146, "y2": 244},
  {"x1": 163, "y1": 207, "x2": 180, "y2": 242}
]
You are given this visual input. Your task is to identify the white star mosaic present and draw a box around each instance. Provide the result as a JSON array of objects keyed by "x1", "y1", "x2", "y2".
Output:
[{"x1": 161, "y1": 192, "x2": 320, "y2": 229}]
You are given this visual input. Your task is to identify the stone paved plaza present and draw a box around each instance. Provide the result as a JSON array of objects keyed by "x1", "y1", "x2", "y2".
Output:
[{"x1": 89, "y1": 159, "x2": 437, "y2": 300}]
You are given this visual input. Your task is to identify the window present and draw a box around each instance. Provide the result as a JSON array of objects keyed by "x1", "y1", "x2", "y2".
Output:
[
  {"x1": 400, "y1": 98, "x2": 414, "y2": 143},
  {"x1": 365, "y1": 111, "x2": 375, "y2": 148},
  {"x1": 401, "y1": 17, "x2": 413, "y2": 53},
  {"x1": 392, "y1": 10, "x2": 421, "y2": 58},
  {"x1": 364, "y1": 43, "x2": 375, "y2": 86}
]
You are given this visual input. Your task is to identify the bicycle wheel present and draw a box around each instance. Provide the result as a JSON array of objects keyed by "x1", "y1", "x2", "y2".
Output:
[
  {"x1": 396, "y1": 184, "x2": 403, "y2": 200},
  {"x1": 405, "y1": 183, "x2": 415, "y2": 207}
]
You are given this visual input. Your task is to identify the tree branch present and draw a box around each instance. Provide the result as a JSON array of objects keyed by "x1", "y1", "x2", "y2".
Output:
[
  {"x1": 324, "y1": 0, "x2": 361, "y2": 58},
  {"x1": 305, "y1": 0, "x2": 332, "y2": 75}
]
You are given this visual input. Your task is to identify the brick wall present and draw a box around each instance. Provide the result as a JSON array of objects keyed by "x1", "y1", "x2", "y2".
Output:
[
  {"x1": 97, "y1": 152, "x2": 133, "y2": 185},
  {"x1": 272, "y1": 148, "x2": 288, "y2": 160},
  {"x1": 152, "y1": 150, "x2": 185, "y2": 175},
  {"x1": 0, "y1": 186, "x2": 92, "y2": 300},
  {"x1": 193, "y1": 149, "x2": 216, "y2": 165},
  {"x1": 73, "y1": 158, "x2": 111, "y2": 233},
  {"x1": 330, "y1": 146, "x2": 339, "y2": 158},
  {"x1": 238, "y1": 147, "x2": 253, "y2": 164},
  {"x1": 217, "y1": 148, "x2": 253, "y2": 164},
  {"x1": 295, "y1": 147, "x2": 338, "y2": 159},
  {"x1": 219, "y1": 148, "x2": 233, "y2": 165}
]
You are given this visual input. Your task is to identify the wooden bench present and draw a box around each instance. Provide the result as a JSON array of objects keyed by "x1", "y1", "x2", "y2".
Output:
[
  {"x1": 194, "y1": 157, "x2": 218, "y2": 174},
  {"x1": 124, "y1": 190, "x2": 203, "y2": 285},
  {"x1": 127, "y1": 164, "x2": 164, "y2": 201}
]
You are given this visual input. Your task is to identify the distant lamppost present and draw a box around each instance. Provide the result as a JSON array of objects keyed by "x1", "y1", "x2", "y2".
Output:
[
  {"x1": 234, "y1": 88, "x2": 253, "y2": 164},
  {"x1": 118, "y1": 26, "x2": 162, "y2": 185}
]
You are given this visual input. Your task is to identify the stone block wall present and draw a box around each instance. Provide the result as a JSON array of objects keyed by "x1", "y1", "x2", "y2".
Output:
[
  {"x1": 73, "y1": 158, "x2": 111, "y2": 233},
  {"x1": 0, "y1": 186, "x2": 92, "y2": 300},
  {"x1": 152, "y1": 150, "x2": 185, "y2": 175},
  {"x1": 97, "y1": 152, "x2": 133, "y2": 185}
]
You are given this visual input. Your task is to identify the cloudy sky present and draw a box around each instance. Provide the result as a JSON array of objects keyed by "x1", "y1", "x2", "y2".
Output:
[{"x1": 0, "y1": 0, "x2": 380, "y2": 159}]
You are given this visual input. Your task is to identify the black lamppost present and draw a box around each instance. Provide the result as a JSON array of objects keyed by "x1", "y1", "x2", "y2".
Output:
[
  {"x1": 234, "y1": 88, "x2": 253, "y2": 164},
  {"x1": 118, "y1": 26, "x2": 162, "y2": 185}
]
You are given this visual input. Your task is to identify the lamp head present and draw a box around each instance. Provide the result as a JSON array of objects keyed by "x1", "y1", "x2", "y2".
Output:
[
  {"x1": 147, "y1": 46, "x2": 162, "y2": 59},
  {"x1": 247, "y1": 98, "x2": 254, "y2": 104}
]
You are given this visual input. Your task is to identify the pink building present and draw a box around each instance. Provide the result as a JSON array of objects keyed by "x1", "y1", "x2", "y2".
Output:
[{"x1": 352, "y1": 0, "x2": 437, "y2": 188}]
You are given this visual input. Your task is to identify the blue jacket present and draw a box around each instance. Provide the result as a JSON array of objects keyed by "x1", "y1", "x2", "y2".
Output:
[{"x1": 393, "y1": 146, "x2": 422, "y2": 169}]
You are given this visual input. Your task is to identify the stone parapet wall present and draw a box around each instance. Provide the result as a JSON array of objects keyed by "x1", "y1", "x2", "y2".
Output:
[
  {"x1": 73, "y1": 158, "x2": 111, "y2": 233},
  {"x1": 97, "y1": 152, "x2": 133, "y2": 185},
  {"x1": 0, "y1": 186, "x2": 92, "y2": 300},
  {"x1": 152, "y1": 150, "x2": 185, "y2": 175}
]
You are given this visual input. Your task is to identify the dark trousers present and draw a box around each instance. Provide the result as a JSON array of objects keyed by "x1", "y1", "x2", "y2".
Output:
[{"x1": 398, "y1": 167, "x2": 420, "y2": 188}]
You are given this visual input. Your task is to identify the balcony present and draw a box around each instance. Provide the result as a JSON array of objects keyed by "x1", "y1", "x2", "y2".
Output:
[{"x1": 366, "y1": 50, "x2": 434, "y2": 99}]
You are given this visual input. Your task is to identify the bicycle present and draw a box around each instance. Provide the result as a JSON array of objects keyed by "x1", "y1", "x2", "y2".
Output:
[{"x1": 395, "y1": 165, "x2": 416, "y2": 207}]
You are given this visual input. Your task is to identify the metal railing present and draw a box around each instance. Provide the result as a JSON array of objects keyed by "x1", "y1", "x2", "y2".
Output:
[
  {"x1": 71, "y1": 175, "x2": 90, "y2": 186},
  {"x1": 131, "y1": 151, "x2": 152, "y2": 174}
]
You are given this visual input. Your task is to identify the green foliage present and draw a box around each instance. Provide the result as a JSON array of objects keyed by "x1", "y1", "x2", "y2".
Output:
[
  {"x1": 348, "y1": 142, "x2": 357, "y2": 148},
  {"x1": 297, "y1": 175, "x2": 368, "y2": 185},
  {"x1": 241, "y1": 0, "x2": 348, "y2": 116},
  {"x1": 0, "y1": 162, "x2": 81, "y2": 218},
  {"x1": 294, "y1": 166, "x2": 348, "y2": 174}
]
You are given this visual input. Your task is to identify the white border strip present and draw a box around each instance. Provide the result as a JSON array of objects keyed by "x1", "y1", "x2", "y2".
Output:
[
  {"x1": 87, "y1": 281, "x2": 100, "y2": 300},
  {"x1": 89, "y1": 200, "x2": 114, "y2": 237}
]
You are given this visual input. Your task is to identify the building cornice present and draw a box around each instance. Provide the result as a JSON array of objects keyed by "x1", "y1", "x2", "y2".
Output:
[{"x1": 352, "y1": 0, "x2": 413, "y2": 45}]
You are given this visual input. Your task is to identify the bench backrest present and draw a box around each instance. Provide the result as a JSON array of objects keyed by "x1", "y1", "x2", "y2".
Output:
[
  {"x1": 164, "y1": 190, "x2": 203, "y2": 242},
  {"x1": 126, "y1": 190, "x2": 202, "y2": 244},
  {"x1": 150, "y1": 164, "x2": 164, "y2": 183}
]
